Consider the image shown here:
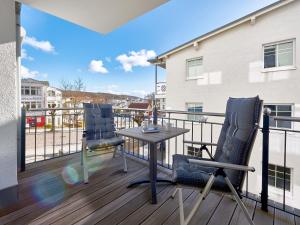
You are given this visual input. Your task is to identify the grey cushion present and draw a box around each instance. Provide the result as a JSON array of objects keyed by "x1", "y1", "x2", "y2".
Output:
[
  {"x1": 87, "y1": 137, "x2": 125, "y2": 150},
  {"x1": 172, "y1": 96, "x2": 262, "y2": 190},
  {"x1": 172, "y1": 154, "x2": 230, "y2": 192},
  {"x1": 83, "y1": 103, "x2": 119, "y2": 142}
]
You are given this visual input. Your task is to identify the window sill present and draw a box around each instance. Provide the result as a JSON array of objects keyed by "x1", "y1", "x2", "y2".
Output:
[
  {"x1": 269, "y1": 186, "x2": 292, "y2": 198},
  {"x1": 186, "y1": 76, "x2": 204, "y2": 81},
  {"x1": 261, "y1": 66, "x2": 296, "y2": 73}
]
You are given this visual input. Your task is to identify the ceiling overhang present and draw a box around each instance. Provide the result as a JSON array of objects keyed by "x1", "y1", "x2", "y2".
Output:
[{"x1": 17, "y1": 0, "x2": 169, "y2": 34}]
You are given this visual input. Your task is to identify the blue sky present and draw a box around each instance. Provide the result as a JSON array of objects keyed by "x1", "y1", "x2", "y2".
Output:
[{"x1": 21, "y1": 0, "x2": 277, "y2": 97}]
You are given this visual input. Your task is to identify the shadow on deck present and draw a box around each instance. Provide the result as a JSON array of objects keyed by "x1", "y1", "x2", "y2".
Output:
[{"x1": 0, "y1": 153, "x2": 298, "y2": 225}]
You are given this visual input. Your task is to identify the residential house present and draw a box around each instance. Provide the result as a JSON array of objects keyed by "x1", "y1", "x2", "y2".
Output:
[
  {"x1": 21, "y1": 78, "x2": 62, "y2": 127},
  {"x1": 151, "y1": 0, "x2": 300, "y2": 208}
]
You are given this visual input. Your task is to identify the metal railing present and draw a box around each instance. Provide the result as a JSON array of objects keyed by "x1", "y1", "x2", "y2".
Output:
[
  {"x1": 20, "y1": 106, "x2": 300, "y2": 216},
  {"x1": 21, "y1": 107, "x2": 85, "y2": 165}
]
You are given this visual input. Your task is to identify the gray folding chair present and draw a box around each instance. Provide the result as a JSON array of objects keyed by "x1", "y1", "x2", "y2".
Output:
[
  {"x1": 81, "y1": 103, "x2": 127, "y2": 183},
  {"x1": 171, "y1": 96, "x2": 262, "y2": 225}
]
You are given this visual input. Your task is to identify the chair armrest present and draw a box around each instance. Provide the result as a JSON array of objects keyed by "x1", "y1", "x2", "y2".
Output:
[
  {"x1": 183, "y1": 140, "x2": 218, "y2": 146},
  {"x1": 188, "y1": 159, "x2": 255, "y2": 172}
]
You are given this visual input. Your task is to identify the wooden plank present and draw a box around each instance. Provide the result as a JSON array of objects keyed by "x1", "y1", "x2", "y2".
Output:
[
  {"x1": 95, "y1": 184, "x2": 169, "y2": 225},
  {"x1": 141, "y1": 189, "x2": 194, "y2": 225},
  {"x1": 0, "y1": 154, "x2": 130, "y2": 219},
  {"x1": 74, "y1": 173, "x2": 170, "y2": 225},
  {"x1": 274, "y1": 208, "x2": 295, "y2": 225},
  {"x1": 162, "y1": 191, "x2": 223, "y2": 225},
  {"x1": 24, "y1": 167, "x2": 147, "y2": 225},
  {"x1": 162, "y1": 189, "x2": 200, "y2": 225},
  {"x1": 0, "y1": 157, "x2": 142, "y2": 224},
  {"x1": 229, "y1": 198, "x2": 256, "y2": 225},
  {"x1": 253, "y1": 203, "x2": 275, "y2": 225},
  {"x1": 118, "y1": 185, "x2": 177, "y2": 225},
  {"x1": 207, "y1": 195, "x2": 237, "y2": 225},
  {"x1": 188, "y1": 192, "x2": 223, "y2": 225}
]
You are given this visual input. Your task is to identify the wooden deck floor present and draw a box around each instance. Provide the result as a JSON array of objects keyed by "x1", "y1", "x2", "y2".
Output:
[{"x1": 0, "y1": 153, "x2": 299, "y2": 225}]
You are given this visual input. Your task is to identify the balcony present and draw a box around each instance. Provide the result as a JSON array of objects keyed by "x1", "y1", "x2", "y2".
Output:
[
  {"x1": 0, "y1": 153, "x2": 297, "y2": 225},
  {"x1": 2, "y1": 107, "x2": 297, "y2": 225}
]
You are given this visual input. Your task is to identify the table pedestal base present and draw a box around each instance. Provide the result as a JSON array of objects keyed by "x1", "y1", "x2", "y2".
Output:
[{"x1": 127, "y1": 178, "x2": 175, "y2": 204}]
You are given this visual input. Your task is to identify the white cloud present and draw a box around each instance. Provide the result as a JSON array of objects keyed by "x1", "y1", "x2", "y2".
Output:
[
  {"x1": 89, "y1": 60, "x2": 108, "y2": 74},
  {"x1": 116, "y1": 49, "x2": 156, "y2": 72},
  {"x1": 20, "y1": 65, "x2": 47, "y2": 79},
  {"x1": 21, "y1": 26, "x2": 55, "y2": 53},
  {"x1": 21, "y1": 49, "x2": 34, "y2": 61},
  {"x1": 20, "y1": 65, "x2": 39, "y2": 78},
  {"x1": 23, "y1": 37, "x2": 55, "y2": 53},
  {"x1": 20, "y1": 26, "x2": 26, "y2": 39}
]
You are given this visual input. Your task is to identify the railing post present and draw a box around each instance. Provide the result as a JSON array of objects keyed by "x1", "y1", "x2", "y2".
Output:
[
  {"x1": 20, "y1": 107, "x2": 26, "y2": 172},
  {"x1": 261, "y1": 108, "x2": 271, "y2": 211}
]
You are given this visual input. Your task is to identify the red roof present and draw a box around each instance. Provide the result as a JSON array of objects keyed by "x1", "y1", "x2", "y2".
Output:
[{"x1": 128, "y1": 102, "x2": 151, "y2": 110}]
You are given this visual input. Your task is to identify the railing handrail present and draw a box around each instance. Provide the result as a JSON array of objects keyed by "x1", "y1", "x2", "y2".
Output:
[
  {"x1": 26, "y1": 107, "x2": 84, "y2": 112},
  {"x1": 161, "y1": 110, "x2": 225, "y2": 117},
  {"x1": 273, "y1": 116, "x2": 300, "y2": 122}
]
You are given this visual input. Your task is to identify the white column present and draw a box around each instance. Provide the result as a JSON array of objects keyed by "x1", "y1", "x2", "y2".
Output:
[{"x1": 0, "y1": 0, "x2": 18, "y2": 192}]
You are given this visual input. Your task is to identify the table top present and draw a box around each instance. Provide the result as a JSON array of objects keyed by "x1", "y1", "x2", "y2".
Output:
[{"x1": 115, "y1": 126, "x2": 190, "y2": 144}]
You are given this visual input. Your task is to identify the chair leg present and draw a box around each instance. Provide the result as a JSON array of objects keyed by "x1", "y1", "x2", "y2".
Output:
[
  {"x1": 113, "y1": 146, "x2": 117, "y2": 158},
  {"x1": 224, "y1": 177, "x2": 255, "y2": 225},
  {"x1": 171, "y1": 188, "x2": 178, "y2": 199},
  {"x1": 82, "y1": 137, "x2": 89, "y2": 184},
  {"x1": 121, "y1": 144, "x2": 127, "y2": 172},
  {"x1": 173, "y1": 175, "x2": 215, "y2": 225},
  {"x1": 178, "y1": 188, "x2": 185, "y2": 225}
]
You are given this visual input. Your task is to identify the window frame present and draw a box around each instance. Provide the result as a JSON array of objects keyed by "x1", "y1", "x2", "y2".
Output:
[
  {"x1": 187, "y1": 146, "x2": 201, "y2": 157},
  {"x1": 186, "y1": 57, "x2": 204, "y2": 80},
  {"x1": 264, "y1": 104, "x2": 293, "y2": 129},
  {"x1": 262, "y1": 39, "x2": 296, "y2": 72},
  {"x1": 186, "y1": 102, "x2": 203, "y2": 121},
  {"x1": 268, "y1": 163, "x2": 292, "y2": 193}
]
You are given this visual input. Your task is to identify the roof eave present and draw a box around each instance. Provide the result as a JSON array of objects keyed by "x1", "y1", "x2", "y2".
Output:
[{"x1": 156, "y1": 0, "x2": 295, "y2": 59}]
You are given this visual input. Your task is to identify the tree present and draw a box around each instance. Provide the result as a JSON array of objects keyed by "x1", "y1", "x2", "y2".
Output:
[
  {"x1": 60, "y1": 79, "x2": 73, "y2": 91},
  {"x1": 60, "y1": 78, "x2": 86, "y2": 128},
  {"x1": 73, "y1": 77, "x2": 85, "y2": 91}
]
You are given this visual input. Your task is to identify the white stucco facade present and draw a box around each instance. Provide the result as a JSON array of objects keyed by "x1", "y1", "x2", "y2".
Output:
[
  {"x1": 161, "y1": 1, "x2": 300, "y2": 208},
  {"x1": 0, "y1": 0, "x2": 19, "y2": 191}
]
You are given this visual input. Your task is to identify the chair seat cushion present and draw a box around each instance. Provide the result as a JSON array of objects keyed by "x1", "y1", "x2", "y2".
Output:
[
  {"x1": 87, "y1": 137, "x2": 125, "y2": 150},
  {"x1": 172, "y1": 154, "x2": 231, "y2": 192}
]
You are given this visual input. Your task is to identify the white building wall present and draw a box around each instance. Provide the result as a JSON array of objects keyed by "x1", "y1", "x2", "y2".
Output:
[
  {"x1": 165, "y1": 1, "x2": 300, "y2": 208},
  {"x1": 0, "y1": 0, "x2": 18, "y2": 191}
]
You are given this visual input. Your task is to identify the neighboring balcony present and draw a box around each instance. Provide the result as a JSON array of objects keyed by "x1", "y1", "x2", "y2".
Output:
[{"x1": 1, "y1": 107, "x2": 299, "y2": 225}]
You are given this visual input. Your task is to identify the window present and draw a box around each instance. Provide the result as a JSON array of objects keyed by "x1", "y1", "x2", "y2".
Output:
[
  {"x1": 187, "y1": 103, "x2": 203, "y2": 121},
  {"x1": 264, "y1": 104, "x2": 292, "y2": 129},
  {"x1": 268, "y1": 164, "x2": 291, "y2": 191},
  {"x1": 264, "y1": 40, "x2": 295, "y2": 69},
  {"x1": 31, "y1": 87, "x2": 37, "y2": 95},
  {"x1": 48, "y1": 90, "x2": 56, "y2": 97},
  {"x1": 31, "y1": 102, "x2": 37, "y2": 109},
  {"x1": 23, "y1": 86, "x2": 30, "y2": 95},
  {"x1": 187, "y1": 146, "x2": 201, "y2": 157},
  {"x1": 186, "y1": 57, "x2": 203, "y2": 79}
]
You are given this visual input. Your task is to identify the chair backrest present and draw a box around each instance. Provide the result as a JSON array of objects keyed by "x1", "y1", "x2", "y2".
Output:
[
  {"x1": 83, "y1": 103, "x2": 115, "y2": 140},
  {"x1": 214, "y1": 96, "x2": 263, "y2": 190}
]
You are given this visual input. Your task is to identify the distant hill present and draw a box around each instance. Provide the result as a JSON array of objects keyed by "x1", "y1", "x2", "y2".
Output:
[{"x1": 62, "y1": 90, "x2": 142, "y2": 103}]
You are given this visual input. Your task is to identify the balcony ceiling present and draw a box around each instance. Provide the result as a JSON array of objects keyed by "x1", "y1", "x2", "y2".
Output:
[{"x1": 17, "y1": 0, "x2": 169, "y2": 34}]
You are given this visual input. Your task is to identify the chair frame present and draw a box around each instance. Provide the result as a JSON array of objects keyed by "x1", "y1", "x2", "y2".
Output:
[
  {"x1": 172, "y1": 97, "x2": 262, "y2": 225},
  {"x1": 81, "y1": 104, "x2": 128, "y2": 184},
  {"x1": 172, "y1": 159, "x2": 255, "y2": 225}
]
